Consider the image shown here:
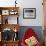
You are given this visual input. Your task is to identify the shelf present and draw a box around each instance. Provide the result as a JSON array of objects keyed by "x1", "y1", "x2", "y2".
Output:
[
  {"x1": 1, "y1": 40, "x2": 19, "y2": 46},
  {"x1": 0, "y1": 40, "x2": 19, "y2": 46},
  {"x1": 0, "y1": 7, "x2": 19, "y2": 10},
  {"x1": 0, "y1": 7, "x2": 19, "y2": 24},
  {"x1": 2, "y1": 40, "x2": 19, "y2": 43},
  {"x1": 0, "y1": 7, "x2": 20, "y2": 46},
  {"x1": 0, "y1": 24, "x2": 20, "y2": 32},
  {"x1": 0, "y1": 7, "x2": 19, "y2": 16}
]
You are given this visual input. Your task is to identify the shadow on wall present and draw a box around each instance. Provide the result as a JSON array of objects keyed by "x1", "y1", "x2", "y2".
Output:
[{"x1": 18, "y1": 26, "x2": 44, "y2": 44}]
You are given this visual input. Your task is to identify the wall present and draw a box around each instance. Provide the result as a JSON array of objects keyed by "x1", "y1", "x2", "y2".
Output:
[
  {"x1": 18, "y1": 0, "x2": 44, "y2": 26},
  {"x1": 0, "y1": 0, "x2": 44, "y2": 26},
  {"x1": 0, "y1": 0, "x2": 44, "y2": 45}
]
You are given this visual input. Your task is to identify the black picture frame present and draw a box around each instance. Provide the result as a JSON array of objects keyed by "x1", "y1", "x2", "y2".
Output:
[{"x1": 23, "y1": 8, "x2": 36, "y2": 19}]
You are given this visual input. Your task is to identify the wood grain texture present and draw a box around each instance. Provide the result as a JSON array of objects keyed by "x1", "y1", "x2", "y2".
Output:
[
  {"x1": 43, "y1": 0, "x2": 46, "y2": 46},
  {"x1": 0, "y1": 24, "x2": 20, "y2": 32},
  {"x1": 0, "y1": 41, "x2": 19, "y2": 46},
  {"x1": 0, "y1": 7, "x2": 20, "y2": 46}
]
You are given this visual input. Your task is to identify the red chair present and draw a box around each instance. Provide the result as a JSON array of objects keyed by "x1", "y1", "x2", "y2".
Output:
[{"x1": 21, "y1": 28, "x2": 41, "y2": 46}]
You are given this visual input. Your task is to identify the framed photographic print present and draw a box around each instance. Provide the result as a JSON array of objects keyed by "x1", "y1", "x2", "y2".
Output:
[
  {"x1": 23, "y1": 8, "x2": 36, "y2": 19},
  {"x1": 2, "y1": 10, "x2": 9, "y2": 15}
]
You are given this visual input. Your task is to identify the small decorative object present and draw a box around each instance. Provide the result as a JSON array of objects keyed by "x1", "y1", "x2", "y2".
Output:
[
  {"x1": 9, "y1": 9, "x2": 17, "y2": 15},
  {"x1": 13, "y1": 32, "x2": 18, "y2": 41},
  {"x1": 2, "y1": 10, "x2": 9, "y2": 15},
  {"x1": 23, "y1": 8, "x2": 36, "y2": 19},
  {"x1": 14, "y1": 28, "x2": 17, "y2": 32},
  {"x1": 15, "y1": 0, "x2": 17, "y2": 7},
  {"x1": 2, "y1": 28, "x2": 13, "y2": 41},
  {"x1": 5, "y1": 18, "x2": 8, "y2": 24}
]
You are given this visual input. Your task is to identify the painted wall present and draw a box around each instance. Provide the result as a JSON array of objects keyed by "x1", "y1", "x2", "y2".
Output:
[
  {"x1": 0, "y1": 0, "x2": 44, "y2": 44},
  {"x1": 0, "y1": 0, "x2": 44, "y2": 26},
  {"x1": 18, "y1": 0, "x2": 44, "y2": 26}
]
